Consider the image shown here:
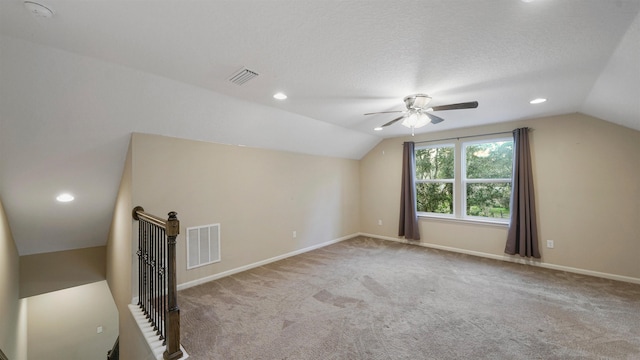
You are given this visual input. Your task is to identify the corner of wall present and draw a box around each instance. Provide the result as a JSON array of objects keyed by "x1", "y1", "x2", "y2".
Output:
[
  {"x1": 0, "y1": 196, "x2": 27, "y2": 359},
  {"x1": 106, "y1": 136, "x2": 133, "y2": 307},
  {"x1": 106, "y1": 136, "x2": 154, "y2": 359}
]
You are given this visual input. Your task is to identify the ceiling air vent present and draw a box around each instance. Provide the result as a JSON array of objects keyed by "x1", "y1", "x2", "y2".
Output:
[{"x1": 228, "y1": 67, "x2": 259, "y2": 85}]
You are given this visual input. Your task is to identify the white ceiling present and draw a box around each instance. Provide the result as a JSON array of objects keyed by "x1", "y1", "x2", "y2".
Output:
[{"x1": 1, "y1": 0, "x2": 639, "y2": 255}]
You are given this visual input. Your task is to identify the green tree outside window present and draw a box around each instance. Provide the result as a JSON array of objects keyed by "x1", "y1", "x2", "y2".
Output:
[{"x1": 415, "y1": 146, "x2": 454, "y2": 214}]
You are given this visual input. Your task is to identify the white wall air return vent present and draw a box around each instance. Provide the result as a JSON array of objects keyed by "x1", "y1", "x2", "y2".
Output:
[
  {"x1": 228, "y1": 67, "x2": 259, "y2": 85},
  {"x1": 187, "y1": 224, "x2": 220, "y2": 269}
]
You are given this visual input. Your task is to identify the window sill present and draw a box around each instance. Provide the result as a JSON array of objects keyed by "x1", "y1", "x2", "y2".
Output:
[{"x1": 417, "y1": 214, "x2": 509, "y2": 228}]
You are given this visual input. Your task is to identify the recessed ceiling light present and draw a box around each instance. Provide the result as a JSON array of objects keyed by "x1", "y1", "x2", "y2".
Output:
[
  {"x1": 273, "y1": 92, "x2": 287, "y2": 100},
  {"x1": 529, "y1": 98, "x2": 547, "y2": 104},
  {"x1": 374, "y1": 127, "x2": 383, "y2": 131},
  {"x1": 56, "y1": 193, "x2": 74, "y2": 202}
]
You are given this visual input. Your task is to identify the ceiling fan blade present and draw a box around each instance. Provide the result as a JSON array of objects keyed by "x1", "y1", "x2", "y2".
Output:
[
  {"x1": 364, "y1": 110, "x2": 404, "y2": 116},
  {"x1": 381, "y1": 116, "x2": 405, "y2": 127},
  {"x1": 426, "y1": 113, "x2": 445, "y2": 124},
  {"x1": 430, "y1": 101, "x2": 478, "y2": 111}
]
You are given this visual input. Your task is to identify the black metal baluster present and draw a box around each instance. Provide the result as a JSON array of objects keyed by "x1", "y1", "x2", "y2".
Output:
[
  {"x1": 154, "y1": 224, "x2": 160, "y2": 333},
  {"x1": 132, "y1": 207, "x2": 182, "y2": 359},
  {"x1": 158, "y1": 231, "x2": 162, "y2": 341},
  {"x1": 154, "y1": 225, "x2": 160, "y2": 335},
  {"x1": 162, "y1": 232, "x2": 166, "y2": 343},
  {"x1": 160, "y1": 227, "x2": 165, "y2": 340},
  {"x1": 150, "y1": 222, "x2": 155, "y2": 328},
  {"x1": 143, "y1": 221, "x2": 149, "y2": 318},
  {"x1": 137, "y1": 219, "x2": 142, "y2": 308},
  {"x1": 146, "y1": 221, "x2": 151, "y2": 320}
]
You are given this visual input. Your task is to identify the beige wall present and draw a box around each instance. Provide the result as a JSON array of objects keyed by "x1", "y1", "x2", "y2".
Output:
[
  {"x1": 131, "y1": 133, "x2": 361, "y2": 286},
  {"x1": 361, "y1": 113, "x2": 640, "y2": 280},
  {"x1": 106, "y1": 139, "x2": 132, "y2": 311},
  {"x1": 26, "y1": 281, "x2": 118, "y2": 360},
  {"x1": 18, "y1": 231, "x2": 119, "y2": 360},
  {"x1": 19, "y1": 246, "x2": 106, "y2": 298},
  {"x1": 0, "y1": 197, "x2": 27, "y2": 359},
  {"x1": 106, "y1": 140, "x2": 156, "y2": 360}
]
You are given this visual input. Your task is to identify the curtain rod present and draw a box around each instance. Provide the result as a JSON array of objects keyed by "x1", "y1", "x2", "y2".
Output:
[{"x1": 410, "y1": 129, "x2": 526, "y2": 145}]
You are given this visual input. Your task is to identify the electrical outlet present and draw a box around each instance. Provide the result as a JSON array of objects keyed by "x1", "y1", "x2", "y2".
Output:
[
  {"x1": 97, "y1": 326, "x2": 103, "y2": 334},
  {"x1": 293, "y1": 231, "x2": 297, "y2": 238},
  {"x1": 377, "y1": 219, "x2": 382, "y2": 226},
  {"x1": 546, "y1": 240, "x2": 554, "y2": 249}
]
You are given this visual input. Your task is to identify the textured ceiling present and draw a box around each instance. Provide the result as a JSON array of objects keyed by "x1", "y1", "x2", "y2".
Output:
[{"x1": 0, "y1": 0, "x2": 639, "y2": 255}]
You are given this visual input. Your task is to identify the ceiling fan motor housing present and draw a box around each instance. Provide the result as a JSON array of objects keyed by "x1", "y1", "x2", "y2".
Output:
[{"x1": 404, "y1": 94, "x2": 432, "y2": 110}]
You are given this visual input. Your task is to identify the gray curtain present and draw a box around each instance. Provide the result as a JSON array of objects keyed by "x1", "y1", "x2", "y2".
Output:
[
  {"x1": 505, "y1": 127, "x2": 540, "y2": 258},
  {"x1": 399, "y1": 142, "x2": 420, "y2": 240}
]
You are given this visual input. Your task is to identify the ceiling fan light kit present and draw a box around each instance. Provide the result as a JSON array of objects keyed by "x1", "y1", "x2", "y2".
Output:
[
  {"x1": 401, "y1": 110, "x2": 431, "y2": 135},
  {"x1": 365, "y1": 93, "x2": 479, "y2": 135}
]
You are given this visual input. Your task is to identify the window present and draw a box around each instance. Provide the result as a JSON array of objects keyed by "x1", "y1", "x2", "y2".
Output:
[
  {"x1": 415, "y1": 144, "x2": 455, "y2": 215},
  {"x1": 463, "y1": 140, "x2": 513, "y2": 220},
  {"x1": 415, "y1": 138, "x2": 513, "y2": 223}
]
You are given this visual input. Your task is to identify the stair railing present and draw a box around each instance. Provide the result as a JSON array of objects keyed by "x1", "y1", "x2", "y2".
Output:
[
  {"x1": 107, "y1": 336, "x2": 119, "y2": 360},
  {"x1": 132, "y1": 206, "x2": 183, "y2": 360}
]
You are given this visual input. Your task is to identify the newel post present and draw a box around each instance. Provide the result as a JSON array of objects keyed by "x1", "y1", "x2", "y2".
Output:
[{"x1": 164, "y1": 211, "x2": 183, "y2": 360}]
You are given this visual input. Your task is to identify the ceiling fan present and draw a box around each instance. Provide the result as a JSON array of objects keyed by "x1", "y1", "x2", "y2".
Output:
[{"x1": 365, "y1": 94, "x2": 478, "y2": 135}]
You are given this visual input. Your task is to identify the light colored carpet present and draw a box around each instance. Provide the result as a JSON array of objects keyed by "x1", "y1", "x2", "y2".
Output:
[{"x1": 178, "y1": 237, "x2": 640, "y2": 359}]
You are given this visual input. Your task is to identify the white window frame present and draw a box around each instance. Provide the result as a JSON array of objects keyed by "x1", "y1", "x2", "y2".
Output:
[
  {"x1": 415, "y1": 137, "x2": 513, "y2": 225},
  {"x1": 415, "y1": 143, "x2": 456, "y2": 218},
  {"x1": 461, "y1": 138, "x2": 513, "y2": 223}
]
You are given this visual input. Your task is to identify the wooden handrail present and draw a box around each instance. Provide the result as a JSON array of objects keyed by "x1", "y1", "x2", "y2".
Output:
[
  {"x1": 132, "y1": 206, "x2": 167, "y2": 228},
  {"x1": 107, "y1": 336, "x2": 119, "y2": 360},
  {"x1": 133, "y1": 206, "x2": 183, "y2": 360}
]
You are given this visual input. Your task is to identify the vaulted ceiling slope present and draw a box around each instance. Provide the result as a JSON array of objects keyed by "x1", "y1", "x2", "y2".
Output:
[
  {"x1": 1, "y1": 0, "x2": 639, "y2": 255},
  {"x1": 0, "y1": 35, "x2": 378, "y2": 255}
]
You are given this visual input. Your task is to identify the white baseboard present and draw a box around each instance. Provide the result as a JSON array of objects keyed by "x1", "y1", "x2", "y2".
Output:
[
  {"x1": 359, "y1": 232, "x2": 640, "y2": 285},
  {"x1": 177, "y1": 233, "x2": 358, "y2": 291},
  {"x1": 128, "y1": 304, "x2": 189, "y2": 360}
]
